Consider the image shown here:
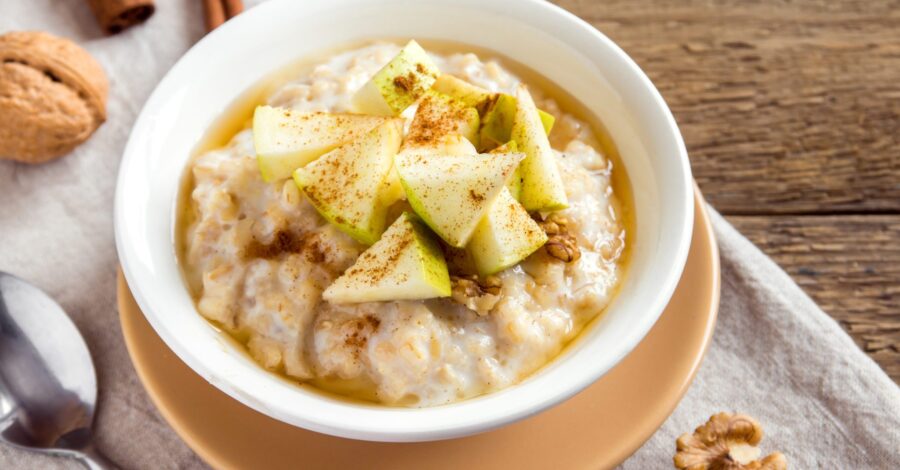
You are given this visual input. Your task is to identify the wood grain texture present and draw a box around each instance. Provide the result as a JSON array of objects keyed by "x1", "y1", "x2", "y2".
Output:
[
  {"x1": 729, "y1": 215, "x2": 900, "y2": 382},
  {"x1": 555, "y1": 0, "x2": 900, "y2": 382},
  {"x1": 555, "y1": 0, "x2": 900, "y2": 214}
]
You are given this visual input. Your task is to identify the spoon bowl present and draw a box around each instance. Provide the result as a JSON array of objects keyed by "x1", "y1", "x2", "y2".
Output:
[{"x1": 0, "y1": 272, "x2": 115, "y2": 469}]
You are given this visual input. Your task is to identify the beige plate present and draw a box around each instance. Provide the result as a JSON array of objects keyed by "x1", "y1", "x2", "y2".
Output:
[{"x1": 117, "y1": 188, "x2": 719, "y2": 470}]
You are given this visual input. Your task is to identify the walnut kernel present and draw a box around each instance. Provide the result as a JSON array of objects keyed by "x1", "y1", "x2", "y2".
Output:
[
  {"x1": 538, "y1": 214, "x2": 581, "y2": 263},
  {"x1": 674, "y1": 412, "x2": 787, "y2": 470}
]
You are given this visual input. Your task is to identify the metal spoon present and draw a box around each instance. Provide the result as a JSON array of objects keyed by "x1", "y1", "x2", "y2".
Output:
[{"x1": 0, "y1": 272, "x2": 116, "y2": 469}]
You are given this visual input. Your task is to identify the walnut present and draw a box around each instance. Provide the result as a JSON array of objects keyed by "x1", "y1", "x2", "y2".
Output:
[
  {"x1": 450, "y1": 274, "x2": 501, "y2": 315},
  {"x1": 674, "y1": 413, "x2": 787, "y2": 470},
  {"x1": 0, "y1": 31, "x2": 108, "y2": 163},
  {"x1": 545, "y1": 233, "x2": 580, "y2": 262},
  {"x1": 538, "y1": 214, "x2": 581, "y2": 263}
]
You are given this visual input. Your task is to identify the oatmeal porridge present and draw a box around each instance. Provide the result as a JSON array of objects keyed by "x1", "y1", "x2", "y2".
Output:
[{"x1": 180, "y1": 41, "x2": 629, "y2": 407}]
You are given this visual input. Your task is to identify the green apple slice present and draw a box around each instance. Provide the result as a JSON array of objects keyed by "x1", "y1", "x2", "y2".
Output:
[
  {"x1": 512, "y1": 85, "x2": 568, "y2": 211},
  {"x1": 403, "y1": 133, "x2": 478, "y2": 156},
  {"x1": 489, "y1": 141, "x2": 522, "y2": 200},
  {"x1": 403, "y1": 92, "x2": 480, "y2": 148},
  {"x1": 351, "y1": 40, "x2": 440, "y2": 116},
  {"x1": 488, "y1": 140, "x2": 518, "y2": 155},
  {"x1": 468, "y1": 188, "x2": 548, "y2": 276},
  {"x1": 433, "y1": 76, "x2": 556, "y2": 137},
  {"x1": 395, "y1": 152, "x2": 523, "y2": 247},
  {"x1": 293, "y1": 120, "x2": 403, "y2": 245},
  {"x1": 480, "y1": 94, "x2": 555, "y2": 149},
  {"x1": 381, "y1": 134, "x2": 479, "y2": 206},
  {"x1": 252, "y1": 105, "x2": 397, "y2": 182},
  {"x1": 432, "y1": 74, "x2": 493, "y2": 108},
  {"x1": 323, "y1": 212, "x2": 451, "y2": 303}
]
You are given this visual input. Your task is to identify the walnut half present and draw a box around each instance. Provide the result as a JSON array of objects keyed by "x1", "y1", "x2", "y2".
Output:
[
  {"x1": 450, "y1": 274, "x2": 501, "y2": 315},
  {"x1": 674, "y1": 413, "x2": 787, "y2": 470},
  {"x1": 538, "y1": 214, "x2": 581, "y2": 263}
]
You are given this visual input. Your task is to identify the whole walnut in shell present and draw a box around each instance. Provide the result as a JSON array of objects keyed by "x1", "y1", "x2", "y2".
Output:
[{"x1": 0, "y1": 31, "x2": 108, "y2": 163}]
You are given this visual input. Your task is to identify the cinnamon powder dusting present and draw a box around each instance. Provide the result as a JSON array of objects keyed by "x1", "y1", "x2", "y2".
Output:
[
  {"x1": 243, "y1": 230, "x2": 327, "y2": 263},
  {"x1": 405, "y1": 95, "x2": 472, "y2": 147},
  {"x1": 344, "y1": 314, "x2": 382, "y2": 358},
  {"x1": 392, "y1": 73, "x2": 415, "y2": 92},
  {"x1": 344, "y1": 229, "x2": 412, "y2": 284}
]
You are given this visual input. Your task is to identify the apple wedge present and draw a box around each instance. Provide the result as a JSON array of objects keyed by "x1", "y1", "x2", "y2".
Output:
[
  {"x1": 351, "y1": 40, "x2": 440, "y2": 116},
  {"x1": 403, "y1": 92, "x2": 480, "y2": 150},
  {"x1": 323, "y1": 212, "x2": 451, "y2": 303},
  {"x1": 433, "y1": 76, "x2": 555, "y2": 130},
  {"x1": 252, "y1": 105, "x2": 397, "y2": 182},
  {"x1": 395, "y1": 152, "x2": 523, "y2": 247},
  {"x1": 432, "y1": 74, "x2": 493, "y2": 109},
  {"x1": 432, "y1": 75, "x2": 554, "y2": 148},
  {"x1": 511, "y1": 85, "x2": 568, "y2": 211},
  {"x1": 380, "y1": 134, "x2": 479, "y2": 207},
  {"x1": 489, "y1": 141, "x2": 522, "y2": 200},
  {"x1": 480, "y1": 94, "x2": 555, "y2": 149},
  {"x1": 402, "y1": 134, "x2": 477, "y2": 157},
  {"x1": 292, "y1": 120, "x2": 403, "y2": 245},
  {"x1": 468, "y1": 188, "x2": 548, "y2": 276}
]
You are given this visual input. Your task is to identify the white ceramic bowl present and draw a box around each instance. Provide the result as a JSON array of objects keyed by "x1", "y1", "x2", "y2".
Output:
[{"x1": 115, "y1": 0, "x2": 693, "y2": 442}]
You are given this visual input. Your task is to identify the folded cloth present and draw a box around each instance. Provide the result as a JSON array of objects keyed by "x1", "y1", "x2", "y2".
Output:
[
  {"x1": 1, "y1": 1, "x2": 897, "y2": 468},
  {"x1": 621, "y1": 211, "x2": 900, "y2": 469}
]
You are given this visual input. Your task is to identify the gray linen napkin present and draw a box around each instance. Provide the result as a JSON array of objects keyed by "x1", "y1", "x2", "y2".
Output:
[{"x1": 1, "y1": 1, "x2": 898, "y2": 468}]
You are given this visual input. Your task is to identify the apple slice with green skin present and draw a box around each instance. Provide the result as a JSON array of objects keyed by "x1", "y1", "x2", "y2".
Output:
[
  {"x1": 293, "y1": 120, "x2": 403, "y2": 245},
  {"x1": 480, "y1": 94, "x2": 555, "y2": 149},
  {"x1": 512, "y1": 85, "x2": 569, "y2": 211},
  {"x1": 381, "y1": 134, "x2": 479, "y2": 206},
  {"x1": 432, "y1": 74, "x2": 493, "y2": 108},
  {"x1": 323, "y1": 212, "x2": 451, "y2": 303},
  {"x1": 433, "y1": 75, "x2": 556, "y2": 132},
  {"x1": 489, "y1": 141, "x2": 522, "y2": 200},
  {"x1": 253, "y1": 106, "x2": 399, "y2": 182},
  {"x1": 432, "y1": 75, "x2": 555, "y2": 148},
  {"x1": 403, "y1": 92, "x2": 480, "y2": 149},
  {"x1": 467, "y1": 188, "x2": 548, "y2": 276},
  {"x1": 396, "y1": 152, "x2": 523, "y2": 247},
  {"x1": 403, "y1": 133, "x2": 478, "y2": 157},
  {"x1": 351, "y1": 40, "x2": 440, "y2": 116}
]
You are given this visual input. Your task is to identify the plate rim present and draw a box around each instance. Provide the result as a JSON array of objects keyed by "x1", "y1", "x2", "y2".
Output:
[{"x1": 116, "y1": 186, "x2": 719, "y2": 470}]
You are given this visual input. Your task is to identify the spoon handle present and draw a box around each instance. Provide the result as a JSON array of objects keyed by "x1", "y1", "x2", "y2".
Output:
[{"x1": 77, "y1": 444, "x2": 119, "y2": 470}]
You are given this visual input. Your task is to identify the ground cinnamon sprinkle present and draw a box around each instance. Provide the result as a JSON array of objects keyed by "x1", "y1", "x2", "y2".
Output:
[
  {"x1": 364, "y1": 314, "x2": 381, "y2": 330},
  {"x1": 344, "y1": 230, "x2": 413, "y2": 284},
  {"x1": 243, "y1": 229, "x2": 327, "y2": 262},
  {"x1": 393, "y1": 73, "x2": 414, "y2": 92},
  {"x1": 405, "y1": 95, "x2": 473, "y2": 147},
  {"x1": 345, "y1": 324, "x2": 366, "y2": 349},
  {"x1": 343, "y1": 314, "x2": 382, "y2": 357}
]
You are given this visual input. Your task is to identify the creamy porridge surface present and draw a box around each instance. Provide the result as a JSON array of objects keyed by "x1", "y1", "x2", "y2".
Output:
[{"x1": 183, "y1": 43, "x2": 626, "y2": 406}]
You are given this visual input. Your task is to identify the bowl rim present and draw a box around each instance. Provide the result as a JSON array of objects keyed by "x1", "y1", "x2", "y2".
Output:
[{"x1": 115, "y1": 0, "x2": 694, "y2": 442}]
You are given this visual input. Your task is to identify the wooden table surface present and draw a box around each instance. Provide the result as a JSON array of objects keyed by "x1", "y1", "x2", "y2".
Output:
[{"x1": 554, "y1": 0, "x2": 900, "y2": 382}]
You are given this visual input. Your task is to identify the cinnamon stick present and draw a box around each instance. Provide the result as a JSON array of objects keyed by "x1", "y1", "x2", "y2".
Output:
[
  {"x1": 85, "y1": 0, "x2": 155, "y2": 35},
  {"x1": 224, "y1": 0, "x2": 244, "y2": 18},
  {"x1": 202, "y1": 0, "x2": 226, "y2": 32},
  {"x1": 203, "y1": 0, "x2": 244, "y2": 32}
]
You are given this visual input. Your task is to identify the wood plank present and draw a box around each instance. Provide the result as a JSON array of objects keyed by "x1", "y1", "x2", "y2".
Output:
[
  {"x1": 728, "y1": 215, "x2": 900, "y2": 382},
  {"x1": 553, "y1": 0, "x2": 900, "y2": 214}
]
